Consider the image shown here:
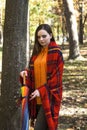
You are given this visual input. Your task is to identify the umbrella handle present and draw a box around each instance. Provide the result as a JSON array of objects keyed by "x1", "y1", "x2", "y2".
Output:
[{"x1": 23, "y1": 72, "x2": 26, "y2": 85}]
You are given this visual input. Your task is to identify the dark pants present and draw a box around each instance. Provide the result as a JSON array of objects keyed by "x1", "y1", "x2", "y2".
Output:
[{"x1": 34, "y1": 105, "x2": 48, "y2": 130}]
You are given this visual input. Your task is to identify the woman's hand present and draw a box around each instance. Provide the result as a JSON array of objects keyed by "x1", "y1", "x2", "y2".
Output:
[
  {"x1": 30, "y1": 90, "x2": 40, "y2": 100},
  {"x1": 20, "y1": 70, "x2": 28, "y2": 78}
]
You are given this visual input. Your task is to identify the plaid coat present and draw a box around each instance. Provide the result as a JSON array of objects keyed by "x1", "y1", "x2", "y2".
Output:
[{"x1": 25, "y1": 41, "x2": 64, "y2": 130}]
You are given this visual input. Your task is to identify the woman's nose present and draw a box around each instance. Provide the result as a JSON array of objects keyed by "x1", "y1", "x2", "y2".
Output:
[{"x1": 40, "y1": 37, "x2": 44, "y2": 40}]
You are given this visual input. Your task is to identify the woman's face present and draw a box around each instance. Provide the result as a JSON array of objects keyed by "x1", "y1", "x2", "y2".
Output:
[{"x1": 37, "y1": 29, "x2": 52, "y2": 47}]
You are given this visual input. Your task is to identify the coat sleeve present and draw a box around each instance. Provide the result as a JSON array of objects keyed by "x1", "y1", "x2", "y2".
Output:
[{"x1": 38, "y1": 50, "x2": 64, "y2": 130}]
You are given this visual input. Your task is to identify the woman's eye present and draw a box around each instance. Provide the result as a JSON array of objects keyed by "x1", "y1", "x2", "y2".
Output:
[
  {"x1": 42, "y1": 35, "x2": 47, "y2": 38},
  {"x1": 37, "y1": 35, "x2": 47, "y2": 39}
]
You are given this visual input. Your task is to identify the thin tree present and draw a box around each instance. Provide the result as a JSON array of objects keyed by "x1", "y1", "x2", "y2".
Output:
[
  {"x1": 0, "y1": 0, "x2": 28, "y2": 129},
  {"x1": 79, "y1": 2, "x2": 87, "y2": 45},
  {"x1": 62, "y1": 0, "x2": 81, "y2": 59}
]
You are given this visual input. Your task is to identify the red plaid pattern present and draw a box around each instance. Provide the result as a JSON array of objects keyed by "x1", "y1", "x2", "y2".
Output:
[{"x1": 24, "y1": 42, "x2": 64, "y2": 130}]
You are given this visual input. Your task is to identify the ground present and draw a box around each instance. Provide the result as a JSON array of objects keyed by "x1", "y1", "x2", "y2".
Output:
[{"x1": 58, "y1": 42, "x2": 87, "y2": 130}]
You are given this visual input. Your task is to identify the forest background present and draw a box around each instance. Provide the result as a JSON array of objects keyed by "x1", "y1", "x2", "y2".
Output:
[{"x1": 0, "y1": 0, "x2": 87, "y2": 130}]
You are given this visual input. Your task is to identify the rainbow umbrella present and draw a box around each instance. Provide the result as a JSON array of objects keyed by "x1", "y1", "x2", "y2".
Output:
[{"x1": 21, "y1": 73, "x2": 29, "y2": 130}]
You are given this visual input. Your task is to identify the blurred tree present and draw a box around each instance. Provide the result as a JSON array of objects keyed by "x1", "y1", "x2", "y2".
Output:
[
  {"x1": 62, "y1": 0, "x2": 80, "y2": 59},
  {"x1": 29, "y1": 0, "x2": 59, "y2": 42},
  {"x1": 79, "y1": 0, "x2": 87, "y2": 44},
  {"x1": 0, "y1": 0, "x2": 28, "y2": 129},
  {"x1": 0, "y1": 0, "x2": 5, "y2": 45}
]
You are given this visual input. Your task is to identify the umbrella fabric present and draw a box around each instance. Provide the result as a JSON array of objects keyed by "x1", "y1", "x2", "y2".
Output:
[{"x1": 21, "y1": 74, "x2": 29, "y2": 130}]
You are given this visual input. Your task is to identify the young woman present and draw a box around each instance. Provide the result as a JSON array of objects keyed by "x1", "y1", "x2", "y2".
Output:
[{"x1": 20, "y1": 24, "x2": 64, "y2": 130}]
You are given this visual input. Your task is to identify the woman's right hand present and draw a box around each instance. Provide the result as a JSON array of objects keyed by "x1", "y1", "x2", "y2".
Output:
[{"x1": 20, "y1": 70, "x2": 28, "y2": 78}]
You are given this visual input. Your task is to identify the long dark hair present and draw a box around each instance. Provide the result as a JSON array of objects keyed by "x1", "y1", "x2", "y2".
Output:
[{"x1": 32, "y1": 24, "x2": 55, "y2": 56}]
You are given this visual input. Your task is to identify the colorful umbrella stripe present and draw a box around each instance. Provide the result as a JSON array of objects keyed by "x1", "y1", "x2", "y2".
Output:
[{"x1": 21, "y1": 74, "x2": 29, "y2": 130}]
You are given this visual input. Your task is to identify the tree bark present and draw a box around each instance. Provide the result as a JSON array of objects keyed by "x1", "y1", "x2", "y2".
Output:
[
  {"x1": 79, "y1": 5, "x2": 83, "y2": 44},
  {"x1": 62, "y1": 0, "x2": 80, "y2": 59},
  {"x1": 0, "y1": 0, "x2": 28, "y2": 129}
]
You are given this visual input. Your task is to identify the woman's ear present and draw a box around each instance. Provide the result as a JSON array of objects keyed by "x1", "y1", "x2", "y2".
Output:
[{"x1": 50, "y1": 33, "x2": 52, "y2": 39}]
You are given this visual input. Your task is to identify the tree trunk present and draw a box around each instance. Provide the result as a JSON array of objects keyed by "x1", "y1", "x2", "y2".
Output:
[
  {"x1": 0, "y1": 0, "x2": 28, "y2": 129},
  {"x1": 62, "y1": 0, "x2": 80, "y2": 59},
  {"x1": 79, "y1": 4, "x2": 83, "y2": 44}
]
